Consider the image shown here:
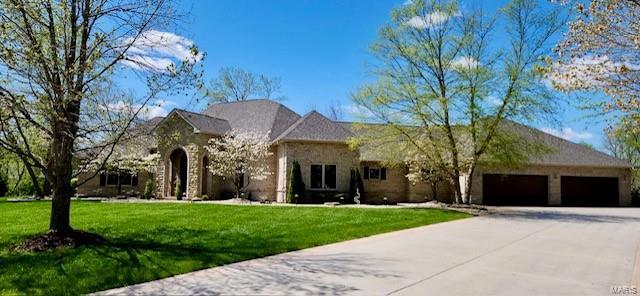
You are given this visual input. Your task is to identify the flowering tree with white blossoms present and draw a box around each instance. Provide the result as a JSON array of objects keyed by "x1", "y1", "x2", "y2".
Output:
[
  {"x1": 205, "y1": 129, "x2": 272, "y2": 199},
  {"x1": 546, "y1": 0, "x2": 640, "y2": 130},
  {"x1": 83, "y1": 133, "x2": 159, "y2": 195}
]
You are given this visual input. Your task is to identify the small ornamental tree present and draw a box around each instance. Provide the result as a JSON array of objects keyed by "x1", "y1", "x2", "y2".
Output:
[
  {"x1": 83, "y1": 132, "x2": 159, "y2": 195},
  {"x1": 174, "y1": 178, "x2": 183, "y2": 200},
  {"x1": 205, "y1": 129, "x2": 272, "y2": 199},
  {"x1": 405, "y1": 156, "x2": 446, "y2": 202},
  {"x1": 349, "y1": 168, "x2": 365, "y2": 204},
  {"x1": 287, "y1": 160, "x2": 305, "y2": 203}
]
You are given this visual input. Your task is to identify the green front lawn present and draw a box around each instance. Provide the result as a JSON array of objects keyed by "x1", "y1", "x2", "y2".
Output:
[{"x1": 0, "y1": 200, "x2": 470, "y2": 295}]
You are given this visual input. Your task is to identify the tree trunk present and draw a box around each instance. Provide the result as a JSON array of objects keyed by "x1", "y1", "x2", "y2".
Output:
[
  {"x1": 43, "y1": 178, "x2": 51, "y2": 197},
  {"x1": 430, "y1": 181, "x2": 438, "y2": 202},
  {"x1": 117, "y1": 173, "x2": 122, "y2": 195},
  {"x1": 49, "y1": 148, "x2": 74, "y2": 233},
  {"x1": 24, "y1": 162, "x2": 44, "y2": 198},
  {"x1": 462, "y1": 165, "x2": 477, "y2": 205},
  {"x1": 48, "y1": 108, "x2": 79, "y2": 234},
  {"x1": 451, "y1": 172, "x2": 462, "y2": 204}
]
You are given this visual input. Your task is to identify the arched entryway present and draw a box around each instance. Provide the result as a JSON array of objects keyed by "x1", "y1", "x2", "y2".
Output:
[{"x1": 169, "y1": 148, "x2": 188, "y2": 198}]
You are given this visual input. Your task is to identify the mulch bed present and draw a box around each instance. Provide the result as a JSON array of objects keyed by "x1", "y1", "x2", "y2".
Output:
[{"x1": 16, "y1": 230, "x2": 106, "y2": 252}]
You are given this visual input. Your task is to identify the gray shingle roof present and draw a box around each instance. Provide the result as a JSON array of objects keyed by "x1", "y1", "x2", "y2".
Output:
[
  {"x1": 341, "y1": 120, "x2": 632, "y2": 168},
  {"x1": 161, "y1": 100, "x2": 630, "y2": 169},
  {"x1": 134, "y1": 116, "x2": 164, "y2": 135},
  {"x1": 504, "y1": 120, "x2": 632, "y2": 168},
  {"x1": 203, "y1": 99, "x2": 301, "y2": 140},
  {"x1": 171, "y1": 109, "x2": 231, "y2": 135},
  {"x1": 274, "y1": 111, "x2": 353, "y2": 142}
]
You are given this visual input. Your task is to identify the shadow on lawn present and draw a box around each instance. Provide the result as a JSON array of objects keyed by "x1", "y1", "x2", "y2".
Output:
[{"x1": 1, "y1": 228, "x2": 295, "y2": 295}]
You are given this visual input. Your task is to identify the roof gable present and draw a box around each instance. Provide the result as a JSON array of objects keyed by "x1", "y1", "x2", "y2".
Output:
[
  {"x1": 157, "y1": 109, "x2": 231, "y2": 135},
  {"x1": 203, "y1": 99, "x2": 301, "y2": 140},
  {"x1": 274, "y1": 111, "x2": 353, "y2": 143}
]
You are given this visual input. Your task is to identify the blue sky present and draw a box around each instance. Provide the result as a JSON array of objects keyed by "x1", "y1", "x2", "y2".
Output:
[{"x1": 123, "y1": 0, "x2": 610, "y2": 150}]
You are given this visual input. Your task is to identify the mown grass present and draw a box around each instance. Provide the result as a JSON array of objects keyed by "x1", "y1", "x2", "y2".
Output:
[{"x1": 0, "y1": 200, "x2": 470, "y2": 295}]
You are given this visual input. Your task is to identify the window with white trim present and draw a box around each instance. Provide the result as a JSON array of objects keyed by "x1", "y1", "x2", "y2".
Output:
[{"x1": 310, "y1": 164, "x2": 337, "y2": 190}]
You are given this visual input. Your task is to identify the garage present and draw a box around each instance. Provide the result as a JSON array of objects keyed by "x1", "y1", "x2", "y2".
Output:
[
  {"x1": 483, "y1": 174, "x2": 548, "y2": 206},
  {"x1": 561, "y1": 176, "x2": 619, "y2": 207}
]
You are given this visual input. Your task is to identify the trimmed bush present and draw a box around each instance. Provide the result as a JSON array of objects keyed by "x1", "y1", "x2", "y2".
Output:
[
  {"x1": 143, "y1": 180, "x2": 154, "y2": 199},
  {"x1": 286, "y1": 160, "x2": 305, "y2": 203},
  {"x1": 174, "y1": 179, "x2": 183, "y2": 200},
  {"x1": 349, "y1": 168, "x2": 365, "y2": 204},
  {"x1": 70, "y1": 177, "x2": 78, "y2": 195}
]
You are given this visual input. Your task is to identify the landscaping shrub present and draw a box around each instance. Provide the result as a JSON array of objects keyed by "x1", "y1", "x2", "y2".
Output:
[
  {"x1": 286, "y1": 160, "x2": 305, "y2": 203},
  {"x1": 70, "y1": 177, "x2": 78, "y2": 195},
  {"x1": 349, "y1": 168, "x2": 365, "y2": 204},
  {"x1": 174, "y1": 179, "x2": 183, "y2": 200},
  {"x1": 142, "y1": 180, "x2": 154, "y2": 199}
]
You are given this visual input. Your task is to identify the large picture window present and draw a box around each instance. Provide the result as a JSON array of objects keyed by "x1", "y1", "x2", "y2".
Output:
[{"x1": 310, "y1": 164, "x2": 337, "y2": 190}]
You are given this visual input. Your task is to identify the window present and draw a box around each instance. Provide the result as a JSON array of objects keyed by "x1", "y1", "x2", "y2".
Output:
[
  {"x1": 106, "y1": 173, "x2": 119, "y2": 186},
  {"x1": 369, "y1": 168, "x2": 381, "y2": 179},
  {"x1": 100, "y1": 172, "x2": 138, "y2": 187},
  {"x1": 310, "y1": 164, "x2": 337, "y2": 190},
  {"x1": 364, "y1": 166, "x2": 387, "y2": 180}
]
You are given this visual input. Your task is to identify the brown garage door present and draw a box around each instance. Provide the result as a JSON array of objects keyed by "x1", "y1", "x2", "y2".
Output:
[
  {"x1": 483, "y1": 174, "x2": 548, "y2": 206},
  {"x1": 561, "y1": 176, "x2": 618, "y2": 207}
]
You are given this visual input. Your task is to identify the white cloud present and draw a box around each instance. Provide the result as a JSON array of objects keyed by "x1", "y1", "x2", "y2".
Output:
[
  {"x1": 121, "y1": 30, "x2": 202, "y2": 72},
  {"x1": 107, "y1": 99, "x2": 175, "y2": 120},
  {"x1": 406, "y1": 11, "x2": 454, "y2": 29},
  {"x1": 485, "y1": 95, "x2": 503, "y2": 106},
  {"x1": 541, "y1": 127, "x2": 593, "y2": 143},
  {"x1": 451, "y1": 56, "x2": 479, "y2": 70}
]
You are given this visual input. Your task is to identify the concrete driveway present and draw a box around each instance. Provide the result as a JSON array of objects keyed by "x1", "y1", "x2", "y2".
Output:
[{"x1": 96, "y1": 207, "x2": 640, "y2": 296}]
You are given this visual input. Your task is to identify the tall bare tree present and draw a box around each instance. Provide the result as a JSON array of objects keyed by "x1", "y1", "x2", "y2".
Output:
[
  {"x1": 351, "y1": 0, "x2": 566, "y2": 203},
  {"x1": 0, "y1": 0, "x2": 201, "y2": 240},
  {"x1": 205, "y1": 67, "x2": 285, "y2": 103}
]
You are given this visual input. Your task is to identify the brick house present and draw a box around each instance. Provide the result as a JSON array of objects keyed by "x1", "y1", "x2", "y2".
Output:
[{"x1": 77, "y1": 99, "x2": 633, "y2": 206}]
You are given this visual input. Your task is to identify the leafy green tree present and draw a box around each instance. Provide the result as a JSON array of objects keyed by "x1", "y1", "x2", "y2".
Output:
[
  {"x1": 351, "y1": 0, "x2": 566, "y2": 204},
  {"x1": 604, "y1": 118, "x2": 640, "y2": 200},
  {"x1": 287, "y1": 160, "x2": 305, "y2": 203},
  {"x1": 0, "y1": 0, "x2": 201, "y2": 237}
]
